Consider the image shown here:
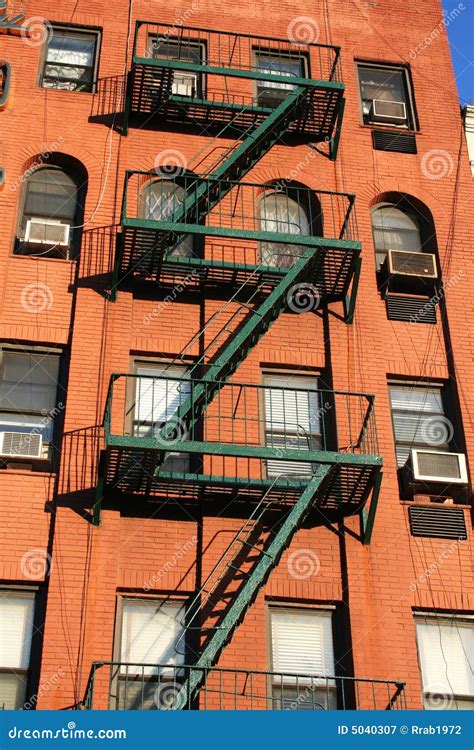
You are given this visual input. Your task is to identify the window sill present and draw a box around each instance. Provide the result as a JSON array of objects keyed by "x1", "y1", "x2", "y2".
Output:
[
  {"x1": 400, "y1": 499, "x2": 471, "y2": 510},
  {"x1": 359, "y1": 122, "x2": 421, "y2": 136},
  {"x1": 11, "y1": 252, "x2": 76, "y2": 265},
  {"x1": 38, "y1": 85, "x2": 96, "y2": 96},
  {"x1": 0, "y1": 467, "x2": 56, "y2": 477}
]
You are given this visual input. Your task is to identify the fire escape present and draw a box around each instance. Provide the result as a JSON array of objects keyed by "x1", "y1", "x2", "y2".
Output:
[{"x1": 90, "y1": 22, "x2": 394, "y2": 710}]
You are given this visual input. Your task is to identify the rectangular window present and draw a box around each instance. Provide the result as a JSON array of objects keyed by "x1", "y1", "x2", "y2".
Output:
[
  {"x1": 41, "y1": 27, "x2": 99, "y2": 92},
  {"x1": 270, "y1": 608, "x2": 336, "y2": 709},
  {"x1": 389, "y1": 384, "x2": 449, "y2": 468},
  {"x1": 148, "y1": 37, "x2": 204, "y2": 98},
  {"x1": 415, "y1": 616, "x2": 474, "y2": 710},
  {"x1": 254, "y1": 50, "x2": 307, "y2": 107},
  {"x1": 0, "y1": 592, "x2": 35, "y2": 709},
  {"x1": 0, "y1": 350, "x2": 61, "y2": 461},
  {"x1": 357, "y1": 63, "x2": 415, "y2": 128},
  {"x1": 116, "y1": 598, "x2": 185, "y2": 709},
  {"x1": 263, "y1": 374, "x2": 322, "y2": 478},
  {"x1": 130, "y1": 363, "x2": 190, "y2": 473}
]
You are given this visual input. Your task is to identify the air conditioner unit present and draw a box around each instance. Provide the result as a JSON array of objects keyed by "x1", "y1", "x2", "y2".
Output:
[
  {"x1": 25, "y1": 218, "x2": 70, "y2": 246},
  {"x1": 0, "y1": 431, "x2": 43, "y2": 459},
  {"x1": 411, "y1": 449, "x2": 468, "y2": 485},
  {"x1": 172, "y1": 72, "x2": 197, "y2": 97},
  {"x1": 371, "y1": 99, "x2": 407, "y2": 123},
  {"x1": 387, "y1": 249, "x2": 438, "y2": 279}
]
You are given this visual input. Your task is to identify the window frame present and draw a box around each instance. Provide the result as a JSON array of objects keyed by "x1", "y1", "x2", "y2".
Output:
[
  {"x1": 356, "y1": 61, "x2": 417, "y2": 130},
  {"x1": 253, "y1": 47, "x2": 310, "y2": 106},
  {"x1": 0, "y1": 588, "x2": 37, "y2": 710},
  {"x1": 257, "y1": 187, "x2": 319, "y2": 269},
  {"x1": 371, "y1": 202, "x2": 423, "y2": 273},
  {"x1": 0, "y1": 346, "x2": 65, "y2": 467},
  {"x1": 147, "y1": 35, "x2": 206, "y2": 99},
  {"x1": 414, "y1": 613, "x2": 474, "y2": 710},
  {"x1": 138, "y1": 178, "x2": 195, "y2": 259},
  {"x1": 39, "y1": 25, "x2": 101, "y2": 94}
]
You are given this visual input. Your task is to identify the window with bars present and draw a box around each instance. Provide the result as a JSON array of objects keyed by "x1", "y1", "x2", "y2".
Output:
[
  {"x1": 415, "y1": 616, "x2": 474, "y2": 710},
  {"x1": 270, "y1": 608, "x2": 336, "y2": 709},
  {"x1": 139, "y1": 180, "x2": 194, "y2": 258},
  {"x1": 128, "y1": 363, "x2": 191, "y2": 473},
  {"x1": 148, "y1": 37, "x2": 204, "y2": 99},
  {"x1": 258, "y1": 192, "x2": 311, "y2": 269},
  {"x1": 254, "y1": 51, "x2": 307, "y2": 107},
  {"x1": 0, "y1": 350, "x2": 62, "y2": 462},
  {"x1": 40, "y1": 27, "x2": 99, "y2": 92},
  {"x1": 263, "y1": 375, "x2": 322, "y2": 478},
  {"x1": 357, "y1": 63, "x2": 416, "y2": 129},
  {"x1": 389, "y1": 384, "x2": 450, "y2": 468},
  {"x1": 115, "y1": 598, "x2": 186, "y2": 710},
  {"x1": 0, "y1": 592, "x2": 35, "y2": 709}
]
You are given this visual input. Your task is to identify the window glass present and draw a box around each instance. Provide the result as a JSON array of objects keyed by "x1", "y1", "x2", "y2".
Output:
[
  {"x1": 148, "y1": 38, "x2": 202, "y2": 98},
  {"x1": 389, "y1": 384, "x2": 449, "y2": 467},
  {"x1": 0, "y1": 593, "x2": 35, "y2": 710},
  {"x1": 140, "y1": 181, "x2": 193, "y2": 258},
  {"x1": 42, "y1": 29, "x2": 97, "y2": 92},
  {"x1": 358, "y1": 64, "x2": 413, "y2": 127},
  {"x1": 372, "y1": 205, "x2": 421, "y2": 270},
  {"x1": 259, "y1": 192, "x2": 310, "y2": 268},
  {"x1": 120, "y1": 599, "x2": 185, "y2": 675},
  {"x1": 256, "y1": 53, "x2": 304, "y2": 92}
]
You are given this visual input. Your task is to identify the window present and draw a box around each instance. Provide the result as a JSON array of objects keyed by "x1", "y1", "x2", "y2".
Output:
[
  {"x1": 263, "y1": 375, "x2": 322, "y2": 478},
  {"x1": 16, "y1": 166, "x2": 83, "y2": 259},
  {"x1": 0, "y1": 592, "x2": 35, "y2": 709},
  {"x1": 148, "y1": 37, "x2": 204, "y2": 98},
  {"x1": 41, "y1": 27, "x2": 99, "y2": 92},
  {"x1": 270, "y1": 608, "x2": 336, "y2": 709},
  {"x1": 259, "y1": 192, "x2": 311, "y2": 268},
  {"x1": 389, "y1": 384, "x2": 449, "y2": 468},
  {"x1": 129, "y1": 363, "x2": 190, "y2": 473},
  {"x1": 254, "y1": 51, "x2": 307, "y2": 107},
  {"x1": 116, "y1": 598, "x2": 185, "y2": 709},
  {"x1": 357, "y1": 63, "x2": 415, "y2": 128},
  {"x1": 139, "y1": 180, "x2": 193, "y2": 258},
  {"x1": 372, "y1": 205, "x2": 422, "y2": 271},
  {"x1": 0, "y1": 350, "x2": 62, "y2": 462},
  {"x1": 415, "y1": 616, "x2": 474, "y2": 710}
]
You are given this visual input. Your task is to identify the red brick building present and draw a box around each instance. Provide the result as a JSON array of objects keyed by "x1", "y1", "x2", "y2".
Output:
[{"x1": 0, "y1": 0, "x2": 472, "y2": 712}]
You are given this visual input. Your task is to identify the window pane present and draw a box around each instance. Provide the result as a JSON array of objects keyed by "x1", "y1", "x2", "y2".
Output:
[
  {"x1": 120, "y1": 600, "x2": 185, "y2": 675},
  {"x1": 271, "y1": 609, "x2": 335, "y2": 681},
  {"x1": 23, "y1": 169, "x2": 77, "y2": 221},
  {"x1": 149, "y1": 39, "x2": 201, "y2": 63},
  {"x1": 389, "y1": 385, "x2": 448, "y2": 466},
  {"x1": 0, "y1": 353, "x2": 59, "y2": 414},
  {"x1": 359, "y1": 67, "x2": 405, "y2": 103},
  {"x1": 0, "y1": 673, "x2": 28, "y2": 710},
  {"x1": 139, "y1": 181, "x2": 193, "y2": 257},
  {"x1": 47, "y1": 31, "x2": 95, "y2": 67},
  {"x1": 416, "y1": 620, "x2": 474, "y2": 701},
  {"x1": 0, "y1": 594, "x2": 34, "y2": 669},
  {"x1": 257, "y1": 54, "x2": 303, "y2": 92}
]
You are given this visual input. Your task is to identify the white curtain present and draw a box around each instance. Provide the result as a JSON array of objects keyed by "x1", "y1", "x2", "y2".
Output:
[
  {"x1": 259, "y1": 192, "x2": 310, "y2": 268},
  {"x1": 120, "y1": 600, "x2": 185, "y2": 676}
]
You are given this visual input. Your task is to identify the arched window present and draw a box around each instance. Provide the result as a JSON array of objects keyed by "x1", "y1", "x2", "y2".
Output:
[
  {"x1": 16, "y1": 166, "x2": 84, "y2": 259},
  {"x1": 258, "y1": 191, "x2": 311, "y2": 268},
  {"x1": 371, "y1": 204, "x2": 422, "y2": 271},
  {"x1": 139, "y1": 180, "x2": 193, "y2": 258}
]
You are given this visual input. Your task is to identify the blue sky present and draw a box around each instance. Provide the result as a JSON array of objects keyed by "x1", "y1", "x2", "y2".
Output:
[{"x1": 442, "y1": 0, "x2": 474, "y2": 104}]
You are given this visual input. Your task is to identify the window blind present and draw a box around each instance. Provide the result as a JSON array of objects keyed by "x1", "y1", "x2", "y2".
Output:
[
  {"x1": 270, "y1": 609, "x2": 335, "y2": 684},
  {"x1": 416, "y1": 619, "x2": 474, "y2": 703},
  {"x1": 389, "y1": 385, "x2": 448, "y2": 466},
  {"x1": 134, "y1": 365, "x2": 190, "y2": 430},
  {"x1": 0, "y1": 352, "x2": 60, "y2": 414},
  {"x1": 0, "y1": 594, "x2": 34, "y2": 669},
  {"x1": 120, "y1": 600, "x2": 185, "y2": 676}
]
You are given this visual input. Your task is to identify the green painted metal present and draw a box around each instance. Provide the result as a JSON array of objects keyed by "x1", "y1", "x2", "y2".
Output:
[
  {"x1": 329, "y1": 96, "x2": 345, "y2": 161},
  {"x1": 344, "y1": 256, "x2": 362, "y2": 324},
  {"x1": 171, "y1": 464, "x2": 334, "y2": 709},
  {"x1": 0, "y1": 1, "x2": 25, "y2": 32},
  {"x1": 0, "y1": 61, "x2": 11, "y2": 107},
  {"x1": 361, "y1": 470, "x2": 383, "y2": 545},
  {"x1": 93, "y1": 452, "x2": 106, "y2": 526}
]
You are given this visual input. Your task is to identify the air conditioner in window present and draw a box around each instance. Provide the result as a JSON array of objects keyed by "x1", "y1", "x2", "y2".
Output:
[
  {"x1": 25, "y1": 218, "x2": 70, "y2": 246},
  {"x1": 411, "y1": 449, "x2": 468, "y2": 485},
  {"x1": 371, "y1": 99, "x2": 407, "y2": 123},
  {"x1": 0, "y1": 431, "x2": 43, "y2": 459},
  {"x1": 172, "y1": 72, "x2": 197, "y2": 97},
  {"x1": 387, "y1": 249, "x2": 438, "y2": 279}
]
